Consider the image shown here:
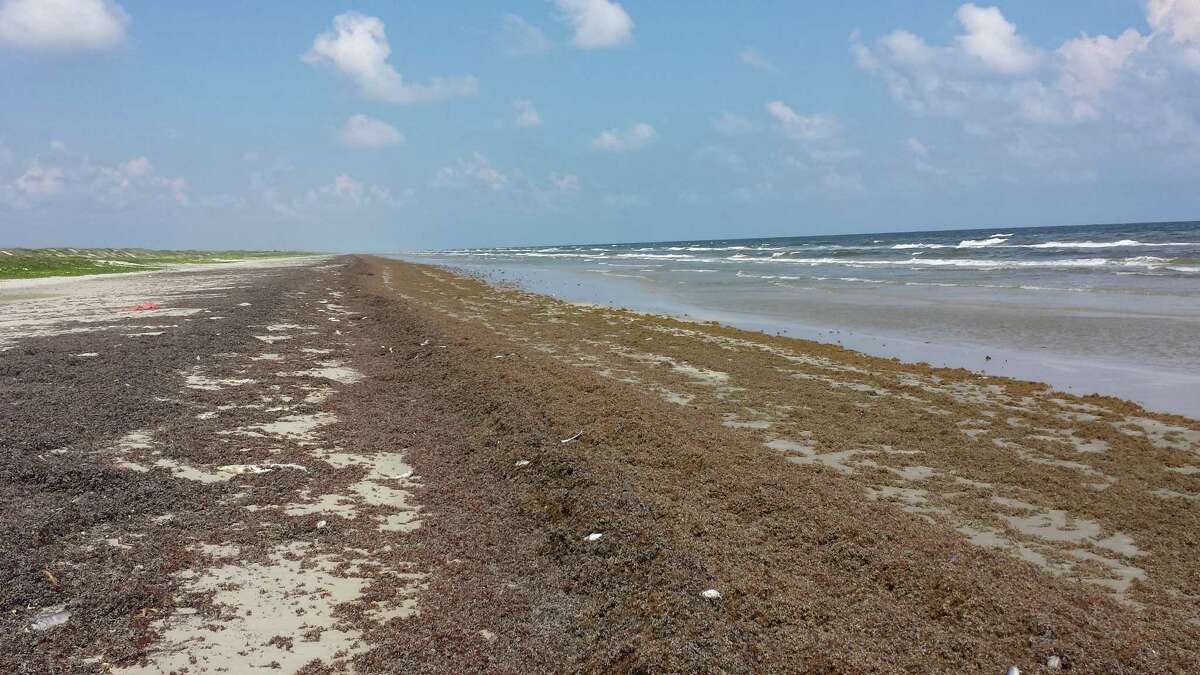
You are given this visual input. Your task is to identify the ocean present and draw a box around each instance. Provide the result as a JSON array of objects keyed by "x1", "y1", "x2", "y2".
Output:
[{"x1": 398, "y1": 221, "x2": 1200, "y2": 416}]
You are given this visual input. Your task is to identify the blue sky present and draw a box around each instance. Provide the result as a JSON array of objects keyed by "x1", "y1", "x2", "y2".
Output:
[{"x1": 1, "y1": 0, "x2": 1198, "y2": 251}]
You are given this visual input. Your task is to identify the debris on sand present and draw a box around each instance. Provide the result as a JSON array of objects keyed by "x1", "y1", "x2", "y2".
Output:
[
  {"x1": 514, "y1": 460, "x2": 530, "y2": 467},
  {"x1": 560, "y1": 430, "x2": 583, "y2": 444},
  {"x1": 584, "y1": 532, "x2": 603, "y2": 542},
  {"x1": 701, "y1": 589, "x2": 721, "y2": 600},
  {"x1": 217, "y1": 463, "x2": 308, "y2": 475},
  {"x1": 1006, "y1": 667, "x2": 1020, "y2": 675},
  {"x1": 30, "y1": 605, "x2": 70, "y2": 632},
  {"x1": 114, "y1": 302, "x2": 160, "y2": 312}
]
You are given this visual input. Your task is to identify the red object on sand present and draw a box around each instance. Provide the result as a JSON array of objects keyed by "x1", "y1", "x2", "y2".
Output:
[{"x1": 114, "y1": 302, "x2": 161, "y2": 312}]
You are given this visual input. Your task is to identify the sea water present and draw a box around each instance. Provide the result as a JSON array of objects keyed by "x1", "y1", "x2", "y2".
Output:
[{"x1": 399, "y1": 221, "x2": 1200, "y2": 417}]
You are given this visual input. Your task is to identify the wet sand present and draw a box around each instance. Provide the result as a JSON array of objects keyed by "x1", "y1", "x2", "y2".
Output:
[{"x1": 1, "y1": 255, "x2": 1198, "y2": 672}]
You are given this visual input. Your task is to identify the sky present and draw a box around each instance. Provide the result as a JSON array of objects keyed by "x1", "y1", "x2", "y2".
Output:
[{"x1": 1, "y1": 0, "x2": 1199, "y2": 251}]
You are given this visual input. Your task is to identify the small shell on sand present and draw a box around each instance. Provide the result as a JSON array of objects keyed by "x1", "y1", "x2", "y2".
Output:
[
  {"x1": 584, "y1": 532, "x2": 603, "y2": 542},
  {"x1": 701, "y1": 589, "x2": 721, "y2": 600}
]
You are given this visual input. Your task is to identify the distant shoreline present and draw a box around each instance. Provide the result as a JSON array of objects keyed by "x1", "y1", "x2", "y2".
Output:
[{"x1": 0, "y1": 247, "x2": 313, "y2": 281}]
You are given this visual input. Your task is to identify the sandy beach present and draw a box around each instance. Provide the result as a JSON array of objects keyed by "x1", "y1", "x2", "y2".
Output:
[{"x1": 2, "y1": 255, "x2": 1198, "y2": 672}]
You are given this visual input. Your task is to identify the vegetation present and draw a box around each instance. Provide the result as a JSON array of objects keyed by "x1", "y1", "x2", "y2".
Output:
[{"x1": 0, "y1": 248, "x2": 311, "y2": 280}]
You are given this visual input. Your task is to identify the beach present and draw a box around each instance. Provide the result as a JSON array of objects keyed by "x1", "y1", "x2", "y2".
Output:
[
  {"x1": 2, "y1": 255, "x2": 1198, "y2": 672},
  {"x1": 406, "y1": 221, "x2": 1200, "y2": 417}
]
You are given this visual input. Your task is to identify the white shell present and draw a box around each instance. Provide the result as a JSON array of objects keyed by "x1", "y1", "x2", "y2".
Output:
[
  {"x1": 584, "y1": 532, "x2": 603, "y2": 542},
  {"x1": 701, "y1": 589, "x2": 721, "y2": 599}
]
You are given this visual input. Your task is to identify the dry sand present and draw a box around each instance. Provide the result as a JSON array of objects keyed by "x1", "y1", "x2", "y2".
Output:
[{"x1": 1, "y1": 255, "x2": 1197, "y2": 672}]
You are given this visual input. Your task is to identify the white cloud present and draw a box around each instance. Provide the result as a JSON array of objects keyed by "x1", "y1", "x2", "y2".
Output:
[
  {"x1": 739, "y1": 47, "x2": 780, "y2": 73},
  {"x1": 2, "y1": 152, "x2": 188, "y2": 210},
  {"x1": 338, "y1": 114, "x2": 405, "y2": 148},
  {"x1": 514, "y1": 99, "x2": 542, "y2": 128},
  {"x1": 304, "y1": 12, "x2": 477, "y2": 104},
  {"x1": 954, "y1": 4, "x2": 1041, "y2": 74},
  {"x1": 712, "y1": 112, "x2": 755, "y2": 136},
  {"x1": 93, "y1": 156, "x2": 188, "y2": 206},
  {"x1": 591, "y1": 122, "x2": 657, "y2": 152},
  {"x1": 499, "y1": 14, "x2": 551, "y2": 57},
  {"x1": 1055, "y1": 29, "x2": 1147, "y2": 102},
  {"x1": 49, "y1": 139, "x2": 68, "y2": 153},
  {"x1": 1147, "y1": 0, "x2": 1200, "y2": 43},
  {"x1": 765, "y1": 101, "x2": 839, "y2": 142},
  {"x1": 14, "y1": 162, "x2": 64, "y2": 197},
  {"x1": 434, "y1": 153, "x2": 509, "y2": 192},
  {"x1": 905, "y1": 138, "x2": 950, "y2": 175},
  {"x1": 553, "y1": 0, "x2": 633, "y2": 49},
  {"x1": 312, "y1": 174, "x2": 395, "y2": 207},
  {"x1": 0, "y1": 0, "x2": 128, "y2": 51},
  {"x1": 853, "y1": 2, "x2": 1200, "y2": 180}
]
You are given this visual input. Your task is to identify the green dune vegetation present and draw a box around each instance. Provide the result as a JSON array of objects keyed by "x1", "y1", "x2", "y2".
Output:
[{"x1": 0, "y1": 248, "x2": 310, "y2": 280}]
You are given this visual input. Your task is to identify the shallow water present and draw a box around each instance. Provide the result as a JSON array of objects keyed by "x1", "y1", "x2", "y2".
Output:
[{"x1": 396, "y1": 221, "x2": 1200, "y2": 418}]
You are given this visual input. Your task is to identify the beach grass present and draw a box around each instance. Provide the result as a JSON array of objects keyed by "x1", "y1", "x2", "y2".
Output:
[{"x1": 0, "y1": 247, "x2": 310, "y2": 280}]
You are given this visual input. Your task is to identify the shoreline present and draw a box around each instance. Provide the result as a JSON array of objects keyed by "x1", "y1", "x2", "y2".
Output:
[
  {"x1": 399, "y1": 255, "x2": 1200, "y2": 418},
  {"x1": 2, "y1": 255, "x2": 1197, "y2": 671}
]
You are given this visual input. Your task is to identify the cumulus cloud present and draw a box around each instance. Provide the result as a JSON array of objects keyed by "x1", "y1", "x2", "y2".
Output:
[
  {"x1": 431, "y1": 153, "x2": 581, "y2": 211},
  {"x1": 852, "y1": 2, "x2": 1200, "y2": 177},
  {"x1": 1147, "y1": 0, "x2": 1200, "y2": 43},
  {"x1": 0, "y1": 0, "x2": 128, "y2": 50},
  {"x1": 312, "y1": 174, "x2": 396, "y2": 207},
  {"x1": 338, "y1": 114, "x2": 405, "y2": 148},
  {"x1": 1, "y1": 151, "x2": 187, "y2": 210},
  {"x1": 434, "y1": 153, "x2": 509, "y2": 192},
  {"x1": 954, "y1": 3, "x2": 1041, "y2": 74},
  {"x1": 738, "y1": 47, "x2": 780, "y2": 73},
  {"x1": 514, "y1": 99, "x2": 542, "y2": 128},
  {"x1": 590, "y1": 122, "x2": 657, "y2": 152},
  {"x1": 304, "y1": 12, "x2": 477, "y2": 104},
  {"x1": 765, "y1": 101, "x2": 839, "y2": 142},
  {"x1": 499, "y1": 14, "x2": 551, "y2": 57},
  {"x1": 553, "y1": 0, "x2": 633, "y2": 49}
]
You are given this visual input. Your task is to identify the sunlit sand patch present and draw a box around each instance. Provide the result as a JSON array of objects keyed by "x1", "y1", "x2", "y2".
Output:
[
  {"x1": 992, "y1": 496, "x2": 1144, "y2": 556},
  {"x1": 611, "y1": 347, "x2": 730, "y2": 386},
  {"x1": 122, "y1": 542, "x2": 396, "y2": 674},
  {"x1": 1151, "y1": 488, "x2": 1200, "y2": 501},
  {"x1": 264, "y1": 323, "x2": 316, "y2": 331},
  {"x1": 1027, "y1": 432, "x2": 1110, "y2": 454},
  {"x1": 231, "y1": 412, "x2": 338, "y2": 443},
  {"x1": 184, "y1": 370, "x2": 257, "y2": 391},
  {"x1": 1119, "y1": 416, "x2": 1200, "y2": 453},
  {"x1": 648, "y1": 384, "x2": 693, "y2": 406},
  {"x1": 250, "y1": 353, "x2": 283, "y2": 361},
  {"x1": 281, "y1": 361, "x2": 365, "y2": 385},
  {"x1": 253, "y1": 334, "x2": 291, "y2": 343},
  {"x1": 302, "y1": 386, "x2": 335, "y2": 405},
  {"x1": 722, "y1": 413, "x2": 772, "y2": 430}
]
